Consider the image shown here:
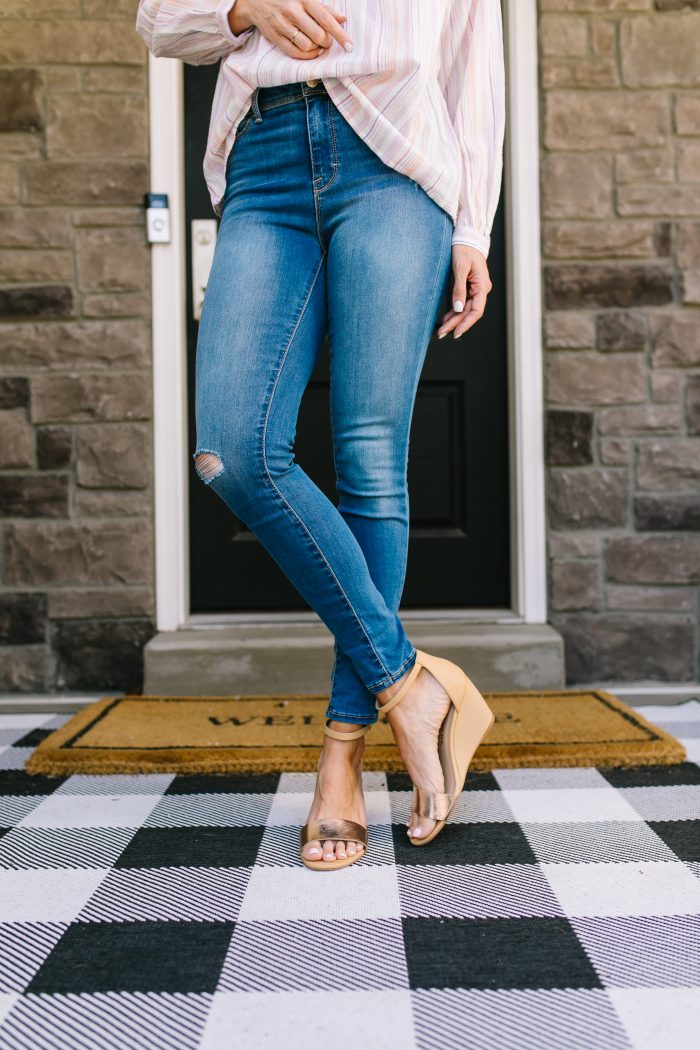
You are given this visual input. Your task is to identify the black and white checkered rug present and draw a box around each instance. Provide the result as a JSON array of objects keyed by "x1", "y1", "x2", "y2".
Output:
[{"x1": 0, "y1": 701, "x2": 698, "y2": 1050}]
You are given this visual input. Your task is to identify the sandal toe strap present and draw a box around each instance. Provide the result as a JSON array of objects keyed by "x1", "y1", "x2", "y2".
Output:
[
  {"x1": 300, "y1": 819, "x2": 368, "y2": 847},
  {"x1": 413, "y1": 788, "x2": 459, "y2": 821}
]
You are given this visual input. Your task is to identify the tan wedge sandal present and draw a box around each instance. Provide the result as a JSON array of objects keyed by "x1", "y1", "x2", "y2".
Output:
[
  {"x1": 300, "y1": 721, "x2": 370, "y2": 871},
  {"x1": 376, "y1": 648, "x2": 495, "y2": 847}
]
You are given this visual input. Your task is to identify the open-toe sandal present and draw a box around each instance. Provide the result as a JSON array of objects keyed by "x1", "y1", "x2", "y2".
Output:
[
  {"x1": 376, "y1": 649, "x2": 495, "y2": 847},
  {"x1": 300, "y1": 721, "x2": 370, "y2": 871}
]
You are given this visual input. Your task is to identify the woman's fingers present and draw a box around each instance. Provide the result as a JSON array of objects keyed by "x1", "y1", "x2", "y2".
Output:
[
  {"x1": 437, "y1": 247, "x2": 492, "y2": 339},
  {"x1": 268, "y1": 1, "x2": 352, "y2": 58}
]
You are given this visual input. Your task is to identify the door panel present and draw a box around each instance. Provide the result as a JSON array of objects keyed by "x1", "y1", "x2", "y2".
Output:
[{"x1": 185, "y1": 65, "x2": 510, "y2": 612}]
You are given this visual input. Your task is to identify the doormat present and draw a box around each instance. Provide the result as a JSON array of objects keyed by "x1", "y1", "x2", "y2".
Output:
[{"x1": 25, "y1": 690, "x2": 685, "y2": 776}]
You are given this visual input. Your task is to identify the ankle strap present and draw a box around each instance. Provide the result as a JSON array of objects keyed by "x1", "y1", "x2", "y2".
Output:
[
  {"x1": 324, "y1": 721, "x2": 370, "y2": 740},
  {"x1": 374, "y1": 655, "x2": 422, "y2": 714}
]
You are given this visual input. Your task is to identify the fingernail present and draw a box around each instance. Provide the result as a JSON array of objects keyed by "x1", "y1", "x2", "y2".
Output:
[
  {"x1": 344, "y1": 41, "x2": 353, "y2": 52},
  {"x1": 453, "y1": 300, "x2": 464, "y2": 312},
  {"x1": 437, "y1": 331, "x2": 445, "y2": 339}
]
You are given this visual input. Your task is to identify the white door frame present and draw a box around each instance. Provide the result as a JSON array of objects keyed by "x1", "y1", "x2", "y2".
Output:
[{"x1": 147, "y1": 0, "x2": 547, "y2": 632}]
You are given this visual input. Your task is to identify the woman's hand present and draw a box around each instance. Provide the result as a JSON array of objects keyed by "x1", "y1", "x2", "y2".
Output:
[
  {"x1": 230, "y1": 0, "x2": 353, "y2": 58},
  {"x1": 437, "y1": 246, "x2": 493, "y2": 340}
]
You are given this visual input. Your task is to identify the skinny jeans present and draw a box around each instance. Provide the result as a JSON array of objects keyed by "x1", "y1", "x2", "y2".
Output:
[{"x1": 193, "y1": 79, "x2": 453, "y2": 725}]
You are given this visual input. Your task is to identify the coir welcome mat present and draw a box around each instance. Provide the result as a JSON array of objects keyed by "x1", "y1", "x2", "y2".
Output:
[{"x1": 25, "y1": 690, "x2": 685, "y2": 776}]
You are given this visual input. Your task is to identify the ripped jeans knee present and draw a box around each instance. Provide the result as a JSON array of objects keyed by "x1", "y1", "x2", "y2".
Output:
[{"x1": 193, "y1": 449, "x2": 225, "y2": 485}]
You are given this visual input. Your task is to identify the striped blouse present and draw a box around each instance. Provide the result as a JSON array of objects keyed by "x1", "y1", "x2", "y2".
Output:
[{"x1": 136, "y1": 0, "x2": 506, "y2": 260}]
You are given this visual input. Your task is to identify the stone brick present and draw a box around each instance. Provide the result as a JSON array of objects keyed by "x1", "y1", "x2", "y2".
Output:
[
  {"x1": 541, "y1": 58, "x2": 618, "y2": 90},
  {"x1": 651, "y1": 312, "x2": 700, "y2": 366},
  {"x1": 0, "y1": 69, "x2": 43, "y2": 132},
  {"x1": 0, "y1": 249, "x2": 73, "y2": 283},
  {"x1": 76, "y1": 228, "x2": 148, "y2": 293},
  {"x1": 675, "y1": 222, "x2": 700, "y2": 268},
  {"x1": 74, "y1": 490, "x2": 150, "y2": 518},
  {"x1": 549, "y1": 532, "x2": 602, "y2": 558},
  {"x1": 0, "y1": 1, "x2": 81, "y2": 14},
  {"x1": 539, "y1": 2, "x2": 653, "y2": 9},
  {"x1": 545, "y1": 91, "x2": 668, "y2": 151},
  {"x1": 591, "y1": 17, "x2": 616, "y2": 57},
  {"x1": 3, "y1": 520, "x2": 152, "y2": 586},
  {"x1": 636, "y1": 439, "x2": 700, "y2": 489},
  {"x1": 53, "y1": 618, "x2": 155, "y2": 692},
  {"x1": 47, "y1": 95, "x2": 147, "y2": 158},
  {"x1": 77, "y1": 424, "x2": 150, "y2": 489},
  {"x1": 598, "y1": 404, "x2": 682, "y2": 434},
  {"x1": 616, "y1": 149, "x2": 674, "y2": 184},
  {"x1": 71, "y1": 207, "x2": 144, "y2": 228},
  {"x1": 543, "y1": 221, "x2": 654, "y2": 259},
  {"x1": 597, "y1": 310, "x2": 647, "y2": 351},
  {"x1": 46, "y1": 65, "x2": 81, "y2": 92},
  {"x1": 548, "y1": 467, "x2": 628, "y2": 528},
  {"x1": 0, "y1": 377, "x2": 29, "y2": 409},
  {"x1": 0, "y1": 647, "x2": 47, "y2": 693},
  {"x1": 544, "y1": 311, "x2": 596, "y2": 350},
  {"x1": 82, "y1": 0, "x2": 136, "y2": 15},
  {"x1": 618, "y1": 184, "x2": 700, "y2": 218},
  {"x1": 0, "y1": 21, "x2": 143, "y2": 65},
  {"x1": 83, "y1": 292, "x2": 151, "y2": 319},
  {"x1": 0, "y1": 475, "x2": 69, "y2": 518},
  {"x1": 48, "y1": 587, "x2": 154, "y2": 619},
  {"x1": 634, "y1": 493, "x2": 700, "y2": 529},
  {"x1": 546, "y1": 410, "x2": 593, "y2": 465},
  {"x1": 605, "y1": 585, "x2": 695, "y2": 612},
  {"x1": 0, "y1": 163, "x2": 19, "y2": 205},
  {"x1": 555, "y1": 612, "x2": 694, "y2": 682},
  {"x1": 540, "y1": 15, "x2": 589, "y2": 55},
  {"x1": 600, "y1": 438, "x2": 631, "y2": 464},
  {"x1": 676, "y1": 93, "x2": 700, "y2": 134},
  {"x1": 2, "y1": 320, "x2": 150, "y2": 371},
  {"x1": 552, "y1": 560, "x2": 601, "y2": 610},
  {"x1": 0, "y1": 285, "x2": 73, "y2": 319},
  {"x1": 678, "y1": 140, "x2": 700, "y2": 184},
  {"x1": 0, "y1": 410, "x2": 33, "y2": 468},
  {"x1": 24, "y1": 161, "x2": 148, "y2": 206},
  {"x1": 654, "y1": 221, "x2": 672, "y2": 257},
  {"x1": 31, "y1": 373, "x2": 151, "y2": 424},
  {"x1": 0, "y1": 593, "x2": 47, "y2": 645},
  {"x1": 681, "y1": 270, "x2": 700, "y2": 305},
  {"x1": 687, "y1": 374, "x2": 700, "y2": 433},
  {"x1": 621, "y1": 13, "x2": 700, "y2": 86},
  {"x1": 606, "y1": 534, "x2": 700, "y2": 583},
  {"x1": 545, "y1": 264, "x2": 673, "y2": 309},
  {"x1": 1, "y1": 132, "x2": 42, "y2": 161},
  {"x1": 543, "y1": 154, "x2": 612, "y2": 219},
  {"x1": 0, "y1": 209, "x2": 72, "y2": 248},
  {"x1": 37, "y1": 426, "x2": 72, "y2": 470},
  {"x1": 651, "y1": 370, "x2": 683, "y2": 402},
  {"x1": 547, "y1": 352, "x2": 647, "y2": 404},
  {"x1": 82, "y1": 68, "x2": 147, "y2": 93}
]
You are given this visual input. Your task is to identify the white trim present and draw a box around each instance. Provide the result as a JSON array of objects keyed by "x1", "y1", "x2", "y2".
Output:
[
  {"x1": 147, "y1": 0, "x2": 548, "y2": 630},
  {"x1": 148, "y1": 54, "x2": 191, "y2": 631},
  {"x1": 503, "y1": 0, "x2": 548, "y2": 624}
]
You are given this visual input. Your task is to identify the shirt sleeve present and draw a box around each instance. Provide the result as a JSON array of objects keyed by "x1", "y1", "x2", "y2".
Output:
[
  {"x1": 135, "y1": 0, "x2": 255, "y2": 66},
  {"x1": 439, "y1": 0, "x2": 506, "y2": 260}
]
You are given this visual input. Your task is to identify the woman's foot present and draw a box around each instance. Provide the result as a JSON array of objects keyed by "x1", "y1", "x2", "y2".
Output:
[
  {"x1": 376, "y1": 664, "x2": 451, "y2": 840},
  {"x1": 300, "y1": 721, "x2": 367, "y2": 865}
]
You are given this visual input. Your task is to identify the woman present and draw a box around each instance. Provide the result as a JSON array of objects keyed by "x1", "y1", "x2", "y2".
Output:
[{"x1": 136, "y1": 0, "x2": 505, "y2": 871}]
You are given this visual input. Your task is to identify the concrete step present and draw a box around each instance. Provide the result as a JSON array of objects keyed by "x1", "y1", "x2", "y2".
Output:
[{"x1": 143, "y1": 621, "x2": 566, "y2": 696}]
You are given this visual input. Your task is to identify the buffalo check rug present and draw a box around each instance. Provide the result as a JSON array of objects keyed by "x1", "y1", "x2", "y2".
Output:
[{"x1": 0, "y1": 700, "x2": 698, "y2": 1050}]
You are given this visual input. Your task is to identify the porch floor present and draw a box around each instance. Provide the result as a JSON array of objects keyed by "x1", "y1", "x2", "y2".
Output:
[{"x1": 0, "y1": 703, "x2": 698, "y2": 1050}]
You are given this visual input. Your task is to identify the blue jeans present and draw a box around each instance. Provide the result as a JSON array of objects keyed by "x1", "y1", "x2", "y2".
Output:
[{"x1": 193, "y1": 80, "x2": 453, "y2": 725}]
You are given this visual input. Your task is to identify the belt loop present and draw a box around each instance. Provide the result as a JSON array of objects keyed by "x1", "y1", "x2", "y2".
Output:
[{"x1": 252, "y1": 86, "x2": 262, "y2": 123}]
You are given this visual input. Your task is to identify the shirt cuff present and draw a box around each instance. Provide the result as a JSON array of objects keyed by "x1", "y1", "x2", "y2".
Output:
[
  {"x1": 451, "y1": 223, "x2": 490, "y2": 260},
  {"x1": 216, "y1": 0, "x2": 255, "y2": 45}
]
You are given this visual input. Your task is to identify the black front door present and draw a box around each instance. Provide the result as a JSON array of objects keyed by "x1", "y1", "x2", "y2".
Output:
[{"x1": 185, "y1": 66, "x2": 510, "y2": 613}]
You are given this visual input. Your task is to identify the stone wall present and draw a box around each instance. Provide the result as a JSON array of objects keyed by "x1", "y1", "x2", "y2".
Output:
[
  {"x1": 0, "y1": 0, "x2": 154, "y2": 692},
  {"x1": 541, "y1": 0, "x2": 700, "y2": 681}
]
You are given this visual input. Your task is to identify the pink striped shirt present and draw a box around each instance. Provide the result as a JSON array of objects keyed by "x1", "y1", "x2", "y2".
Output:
[{"x1": 136, "y1": 0, "x2": 505, "y2": 259}]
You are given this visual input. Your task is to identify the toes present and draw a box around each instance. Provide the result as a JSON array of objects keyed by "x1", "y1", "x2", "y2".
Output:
[
  {"x1": 408, "y1": 817, "x2": 435, "y2": 841},
  {"x1": 347, "y1": 842, "x2": 356, "y2": 857},
  {"x1": 336, "y1": 841, "x2": 347, "y2": 859},
  {"x1": 322, "y1": 839, "x2": 336, "y2": 862},
  {"x1": 303, "y1": 839, "x2": 323, "y2": 860}
]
